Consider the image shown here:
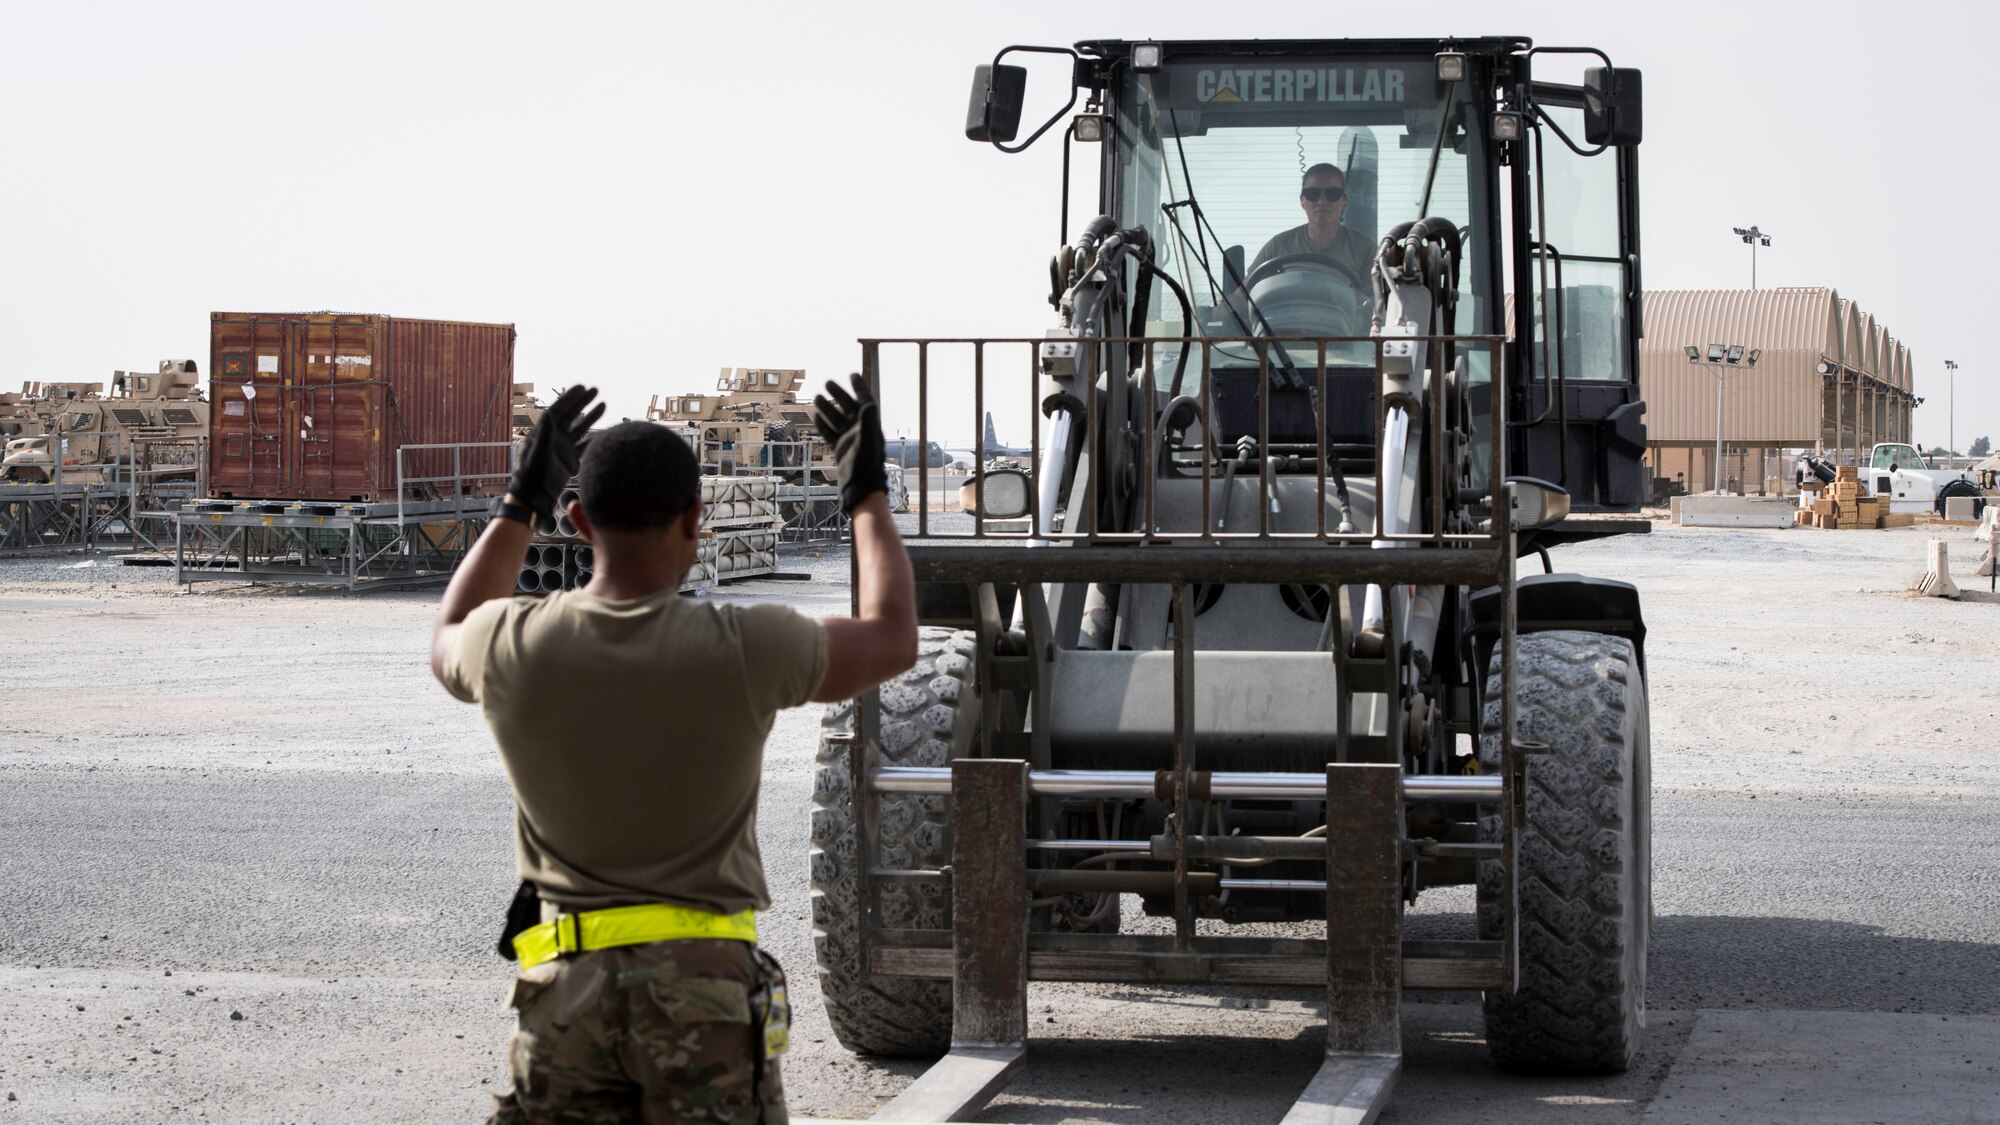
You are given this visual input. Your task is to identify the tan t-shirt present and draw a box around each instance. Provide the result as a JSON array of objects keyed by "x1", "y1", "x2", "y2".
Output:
[
  {"x1": 442, "y1": 589, "x2": 827, "y2": 914},
  {"x1": 1249, "y1": 223, "x2": 1374, "y2": 284}
]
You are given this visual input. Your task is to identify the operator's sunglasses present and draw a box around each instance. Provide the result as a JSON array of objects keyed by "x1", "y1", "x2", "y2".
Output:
[{"x1": 1301, "y1": 186, "x2": 1347, "y2": 203}]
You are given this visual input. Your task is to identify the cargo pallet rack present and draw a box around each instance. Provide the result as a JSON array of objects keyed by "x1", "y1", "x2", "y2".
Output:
[
  {"x1": 517, "y1": 475, "x2": 786, "y2": 595},
  {"x1": 1, "y1": 434, "x2": 204, "y2": 556},
  {"x1": 166, "y1": 441, "x2": 507, "y2": 592},
  {"x1": 775, "y1": 480, "x2": 848, "y2": 543}
]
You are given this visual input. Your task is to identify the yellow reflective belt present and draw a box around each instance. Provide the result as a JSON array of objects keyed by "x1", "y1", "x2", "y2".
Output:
[{"x1": 513, "y1": 903, "x2": 757, "y2": 970}]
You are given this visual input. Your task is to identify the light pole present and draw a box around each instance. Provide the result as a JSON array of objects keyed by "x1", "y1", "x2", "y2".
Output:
[
  {"x1": 1686, "y1": 342, "x2": 1761, "y2": 492},
  {"x1": 1944, "y1": 359, "x2": 1958, "y2": 463},
  {"x1": 1733, "y1": 225, "x2": 1772, "y2": 289}
]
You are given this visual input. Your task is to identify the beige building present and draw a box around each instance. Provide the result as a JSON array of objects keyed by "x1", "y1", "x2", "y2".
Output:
[{"x1": 1639, "y1": 288, "x2": 1914, "y2": 495}]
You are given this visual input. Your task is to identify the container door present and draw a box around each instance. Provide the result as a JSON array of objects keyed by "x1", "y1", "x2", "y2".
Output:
[
  {"x1": 291, "y1": 319, "x2": 378, "y2": 501},
  {"x1": 213, "y1": 322, "x2": 290, "y2": 497}
]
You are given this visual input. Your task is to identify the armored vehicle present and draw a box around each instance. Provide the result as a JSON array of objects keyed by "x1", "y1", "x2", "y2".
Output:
[
  {"x1": 1, "y1": 361, "x2": 207, "y2": 483},
  {"x1": 812, "y1": 36, "x2": 1651, "y2": 1120},
  {"x1": 0, "y1": 388, "x2": 46, "y2": 439},
  {"x1": 510, "y1": 383, "x2": 547, "y2": 443},
  {"x1": 648, "y1": 367, "x2": 830, "y2": 478},
  {"x1": 649, "y1": 367, "x2": 867, "y2": 523}
]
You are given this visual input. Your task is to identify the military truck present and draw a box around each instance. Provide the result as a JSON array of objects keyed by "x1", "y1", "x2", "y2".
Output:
[
  {"x1": 1, "y1": 361, "x2": 207, "y2": 484},
  {"x1": 510, "y1": 383, "x2": 547, "y2": 443},
  {"x1": 812, "y1": 36, "x2": 1652, "y2": 1121},
  {"x1": 0, "y1": 387, "x2": 46, "y2": 440},
  {"x1": 648, "y1": 367, "x2": 885, "y2": 526},
  {"x1": 647, "y1": 367, "x2": 828, "y2": 477}
]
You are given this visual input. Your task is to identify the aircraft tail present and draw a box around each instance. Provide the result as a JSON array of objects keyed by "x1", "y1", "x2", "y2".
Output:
[{"x1": 984, "y1": 412, "x2": 999, "y2": 451}]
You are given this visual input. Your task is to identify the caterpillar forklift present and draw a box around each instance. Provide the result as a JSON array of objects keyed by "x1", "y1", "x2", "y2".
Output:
[{"x1": 812, "y1": 37, "x2": 1650, "y2": 1122}]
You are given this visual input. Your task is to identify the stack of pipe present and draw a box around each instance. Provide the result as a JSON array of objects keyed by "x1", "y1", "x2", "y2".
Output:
[
  {"x1": 701, "y1": 476, "x2": 784, "y2": 582},
  {"x1": 508, "y1": 475, "x2": 783, "y2": 594},
  {"x1": 553, "y1": 488, "x2": 582, "y2": 538},
  {"x1": 713, "y1": 529, "x2": 780, "y2": 578}
]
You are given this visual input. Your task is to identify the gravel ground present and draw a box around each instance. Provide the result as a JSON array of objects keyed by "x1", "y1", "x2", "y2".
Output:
[{"x1": 1, "y1": 519, "x2": 1996, "y2": 1122}]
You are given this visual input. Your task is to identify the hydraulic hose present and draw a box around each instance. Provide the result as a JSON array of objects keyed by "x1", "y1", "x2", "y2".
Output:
[{"x1": 1138, "y1": 260, "x2": 1194, "y2": 397}]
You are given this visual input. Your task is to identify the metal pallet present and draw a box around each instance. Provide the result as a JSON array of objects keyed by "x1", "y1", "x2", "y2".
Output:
[{"x1": 169, "y1": 499, "x2": 491, "y2": 591}]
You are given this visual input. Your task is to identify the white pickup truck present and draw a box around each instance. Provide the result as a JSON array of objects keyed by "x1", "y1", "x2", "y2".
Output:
[{"x1": 1804, "y1": 443, "x2": 1983, "y2": 515}]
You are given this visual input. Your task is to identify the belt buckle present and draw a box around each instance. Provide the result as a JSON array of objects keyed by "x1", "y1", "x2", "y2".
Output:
[{"x1": 553, "y1": 912, "x2": 584, "y2": 958}]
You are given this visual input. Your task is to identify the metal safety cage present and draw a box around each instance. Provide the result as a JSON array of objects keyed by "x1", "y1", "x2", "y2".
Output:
[
  {"x1": 859, "y1": 332, "x2": 1505, "y2": 545},
  {"x1": 841, "y1": 327, "x2": 1538, "y2": 1054}
]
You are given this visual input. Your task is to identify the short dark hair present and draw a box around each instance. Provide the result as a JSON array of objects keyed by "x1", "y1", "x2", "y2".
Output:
[
  {"x1": 577, "y1": 421, "x2": 700, "y2": 531},
  {"x1": 1301, "y1": 162, "x2": 1345, "y2": 191}
]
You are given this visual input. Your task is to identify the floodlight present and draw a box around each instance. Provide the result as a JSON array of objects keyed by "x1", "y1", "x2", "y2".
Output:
[
  {"x1": 1073, "y1": 113, "x2": 1106, "y2": 142},
  {"x1": 1707, "y1": 344, "x2": 1726, "y2": 362},
  {"x1": 1684, "y1": 345, "x2": 1700, "y2": 361},
  {"x1": 1132, "y1": 42, "x2": 1163, "y2": 72},
  {"x1": 1435, "y1": 51, "x2": 1467, "y2": 82},
  {"x1": 1746, "y1": 349, "x2": 1761, "y2": 366},
  {"x1": 1491, "y1": 112, "x2": 1524, "y2": 141},
  {"x1": 1726, "y1": 345, "x2": 1746, "y2": 363},
  {"x1": 1816, "y1": 360, "x2": 1834, "y2": 374}
]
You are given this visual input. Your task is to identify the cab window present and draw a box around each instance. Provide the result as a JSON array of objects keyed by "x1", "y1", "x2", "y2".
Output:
[{"x1": 1871, "y1": 444, "x2": 1923, "y2": 470}]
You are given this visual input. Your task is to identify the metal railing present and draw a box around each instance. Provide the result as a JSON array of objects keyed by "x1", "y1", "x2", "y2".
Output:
[
  {"x1": 393, "y1": 441, "x2": 517, "y2": 527},
  {"x1": 860, "y1": 332, "x2": 1507, "y2": 546}
]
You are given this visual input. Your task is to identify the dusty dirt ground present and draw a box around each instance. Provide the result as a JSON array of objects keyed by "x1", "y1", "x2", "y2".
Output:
[{"x1": 1, "y1": 518, "x2": 1997, "y2": 1122}]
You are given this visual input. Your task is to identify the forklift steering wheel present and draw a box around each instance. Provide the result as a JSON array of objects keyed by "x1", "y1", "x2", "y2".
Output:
[{"x1": 1240, "y1": 251, "x2": 1369, "y2": 294}]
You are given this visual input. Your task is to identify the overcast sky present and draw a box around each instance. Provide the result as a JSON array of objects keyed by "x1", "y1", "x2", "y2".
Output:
[{"x1": 3, "y1": 0, "x2": 1992, "y2": 451}]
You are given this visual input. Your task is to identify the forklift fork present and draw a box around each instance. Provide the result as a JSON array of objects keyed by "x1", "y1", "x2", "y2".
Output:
[{"x1": 867, "y1": 758, "x2": 1406, "y2": 1124}]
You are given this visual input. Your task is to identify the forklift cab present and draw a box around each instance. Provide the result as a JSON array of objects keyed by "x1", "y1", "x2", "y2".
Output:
[{"x1": 972, "y1": 38, "x2": 1647, "y2": 512}]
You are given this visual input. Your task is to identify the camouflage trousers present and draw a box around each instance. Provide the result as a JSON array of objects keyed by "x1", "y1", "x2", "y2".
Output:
[{"x1": 489, "y1": 939, "x2": 787, "y2": 1124}]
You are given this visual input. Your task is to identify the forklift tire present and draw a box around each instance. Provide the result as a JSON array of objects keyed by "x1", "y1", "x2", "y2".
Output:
[
  {"x1": 810, "y1": 627, "x2": 979, "y2": 1056},
  {"x1": 1475, "y1": 630, "x2": 1650, "y2": 1074}
]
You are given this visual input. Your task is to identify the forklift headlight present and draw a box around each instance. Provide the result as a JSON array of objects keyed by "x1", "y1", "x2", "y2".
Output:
[
  {"x1": 1505, "y1": 477, "x2": 1570, "y2": 529},
  {"x1": 1490, "y1": 112, "x2": 1524, "y2": 142},
  {"x1": 1073, "y1": 113, "x2": 1106, "y2": 143},
  {"x1": 1435, "y1": 51, "x2": 1467, "y2": 82},
  {"x1": 1132, "y1": 42, "x2": 1163, "y2": 73}
]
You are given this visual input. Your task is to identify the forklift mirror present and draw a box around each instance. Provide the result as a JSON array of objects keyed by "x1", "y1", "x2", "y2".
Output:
[
  {"x1": 1505, "y1": 477, "x2": 1571, "y2": 529},
  {"x1": 966, "y1": 64, "x2": 1028, "y2": 143},
  {"x1": 971, "y1": 467, "x2": 1033, "y2": 519},
  {"x1": 1583, "y1": 67, "x2": 1643, "y2": 146}
]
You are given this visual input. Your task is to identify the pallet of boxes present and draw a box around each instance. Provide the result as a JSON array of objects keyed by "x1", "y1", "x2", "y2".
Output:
[
  {"x1": 1796, "y1": 466, "x2": 1913, "y2": 529},
  {"x1": 515, "y1": 475, "x2": 783, "y2": 595}
]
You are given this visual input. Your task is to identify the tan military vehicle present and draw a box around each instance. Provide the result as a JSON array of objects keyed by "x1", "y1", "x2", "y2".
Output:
[
  {"x1": 648, "y1": 367, "x2": 865, "y2": 523},
  {"x1": 646, "y1": 367, "x2": 830, "y2": 477},
  {"x1": 0, "y1": 387, "x2": 46, "y2": 440},
  {"x1": 1, "y1": 360, "x2": 207, "y2": 483},
  {"x1": 510, "y1": 383, "x2": 546, "y2": 443}
]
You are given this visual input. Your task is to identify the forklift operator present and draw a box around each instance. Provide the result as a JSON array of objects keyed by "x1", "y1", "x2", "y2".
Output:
[
  {"x1": 431, "y1": 377, "x2": 917, "y2": 1123},
  {"x1": 1248, "y1": 162, "x2": 1373, "y2": 283}
]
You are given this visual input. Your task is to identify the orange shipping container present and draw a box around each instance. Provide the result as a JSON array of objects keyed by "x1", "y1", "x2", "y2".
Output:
[{"x1": 207, "y1": 313, "x2": 515, "y2": 502}]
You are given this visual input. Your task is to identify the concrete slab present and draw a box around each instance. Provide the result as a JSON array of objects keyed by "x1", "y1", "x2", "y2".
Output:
[
  {"x1": 1645, "y1": 1009, "x2": 2000, "y2": 1124},
  {"x1": 1675, "y1": 495, "x2": 1799, "y2": 528}
]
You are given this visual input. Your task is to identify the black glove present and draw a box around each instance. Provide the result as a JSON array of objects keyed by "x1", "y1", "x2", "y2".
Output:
[
  {"x1": 814, "y1": 374, "x2": 888, "y2": 512},
  {"x1": 510, "y1": 385, "x2": 605, "y2": 533}
]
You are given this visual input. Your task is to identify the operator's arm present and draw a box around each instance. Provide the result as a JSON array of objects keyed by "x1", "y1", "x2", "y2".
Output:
[
  {"x1": 805, "y1": 374, "x2": 919, "y2": 703},
  {"x1": 429, "y1": 497, "x2": 534, "y2": 685},
  {"x1": 813, "y1": 492, "x2": 916, "y2": 702},
  {"x1": 429, "y1": 386, "x2": 604, "y2": 692}
]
